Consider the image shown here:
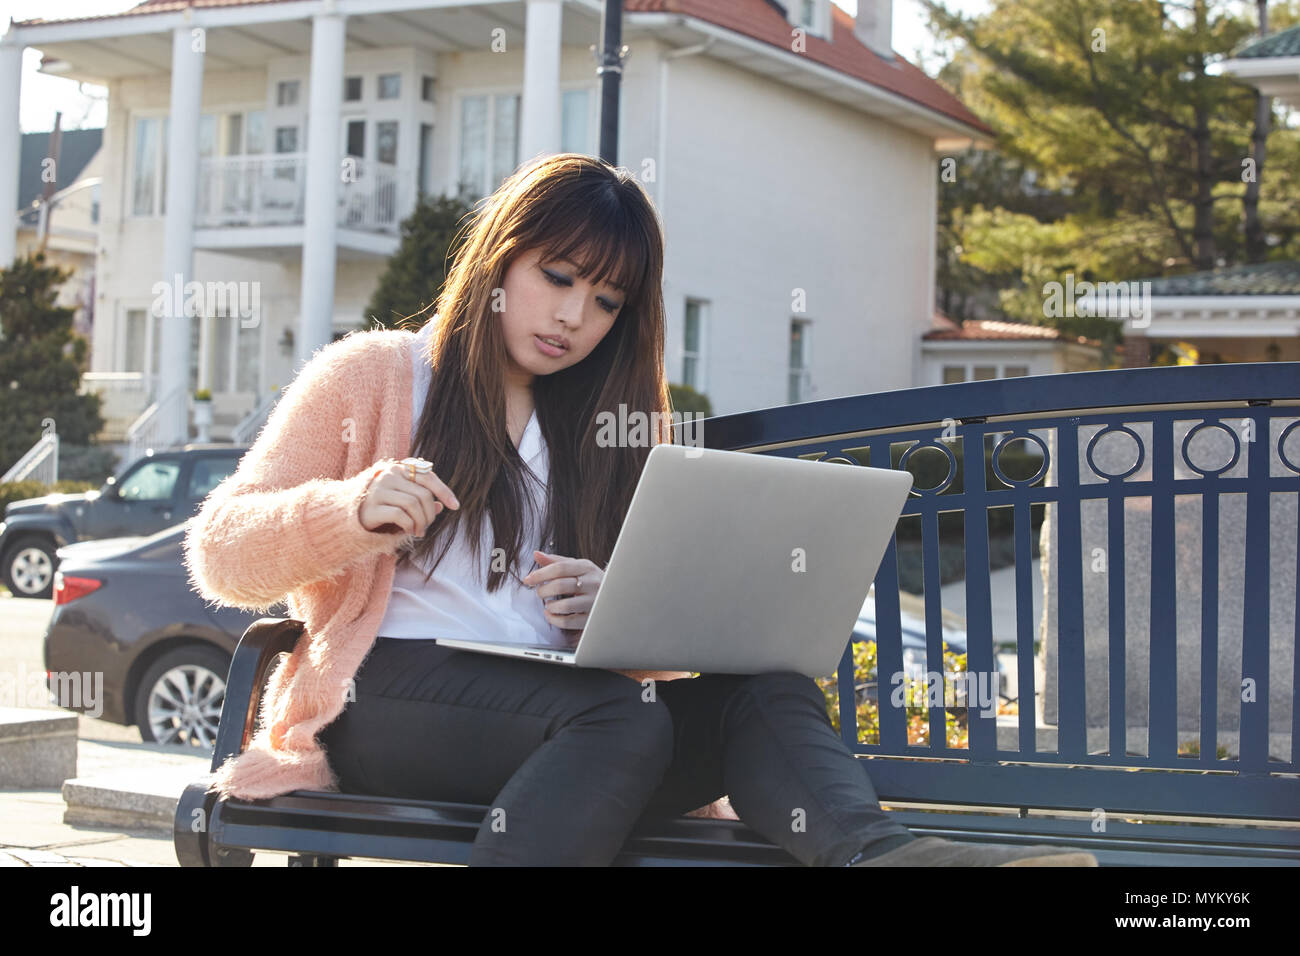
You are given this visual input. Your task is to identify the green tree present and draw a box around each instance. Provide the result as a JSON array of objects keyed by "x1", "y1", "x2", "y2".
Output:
[
  {"x1": 363, "y1": 192, "x2": 478, "y2": 330},
  {"x1": 0, "y1": 252, "x2": 105, "y2": 474},
  {"x1": 924, "y1": 0, "x2": 1300, "y2": 329}
]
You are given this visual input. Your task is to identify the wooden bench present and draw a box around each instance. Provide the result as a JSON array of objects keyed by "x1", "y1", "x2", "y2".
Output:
[{"x1": 175, "y1": 361, "x2": 1300, "y2": 866}]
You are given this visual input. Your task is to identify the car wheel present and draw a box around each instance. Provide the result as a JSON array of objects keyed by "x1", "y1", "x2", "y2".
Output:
[
  {"x1": 134, "y1": 646, "x2": 229, "y2": 749},
  {"x1": 2, "y1": 535, "x2": 57, "y2": 599}
]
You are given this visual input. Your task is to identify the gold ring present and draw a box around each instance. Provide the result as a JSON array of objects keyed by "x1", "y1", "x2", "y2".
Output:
[{"x1": 402, "y1": 457, "x2": 432, "y2": 481}]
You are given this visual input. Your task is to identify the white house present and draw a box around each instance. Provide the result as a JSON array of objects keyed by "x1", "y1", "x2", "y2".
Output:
[
  {"x1": 920, "y1": 312, "x2": 1107, "y2": 385},
  {"x1": 1220, "y1": 22, "x2": 1300, "y2": 110},
  {"x1": 12, "y1": 128, "x2": 103, "y2": 344},
  {"x1": 1, "y1": 0, "x2": 991, "y2": 456}
]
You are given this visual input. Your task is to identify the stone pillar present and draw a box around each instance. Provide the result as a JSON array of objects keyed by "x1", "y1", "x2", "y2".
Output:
[
  {"x1": 0, "y1": 35, "x2": 23, "y2": 268},
  {"x1": 297, "y1": 9, "x2": 347, "y2": 367},
  {"x1": 158, "y1": 23, "x2": 205, "y2": 447},
  {"x1": 519, "y1": 0, "x2": 562, "y2": 164}
]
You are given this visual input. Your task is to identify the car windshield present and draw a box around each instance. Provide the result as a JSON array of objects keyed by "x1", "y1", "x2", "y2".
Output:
[{"x1": 118, "y1": 460, "x2": 181, "y2": 500}]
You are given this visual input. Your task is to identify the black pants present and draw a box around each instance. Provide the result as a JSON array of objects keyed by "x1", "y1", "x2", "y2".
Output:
[{"x1": 317, "y1": 637, "x2": 914, "y2": 866}]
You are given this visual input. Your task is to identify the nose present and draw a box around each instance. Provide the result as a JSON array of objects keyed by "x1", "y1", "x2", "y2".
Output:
[{"x1": 555, "y1": 286, "x2": 585, "y2": 328}]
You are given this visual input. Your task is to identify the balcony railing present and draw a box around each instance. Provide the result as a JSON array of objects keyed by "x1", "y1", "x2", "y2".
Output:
[{"x1": 196, "y1": 153, "x2": 411, "y2": 235}]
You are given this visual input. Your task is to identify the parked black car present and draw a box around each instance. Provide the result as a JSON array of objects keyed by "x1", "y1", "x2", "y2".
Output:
[
  {"x1": 43, "y1": 519, "x2": 284, "y2": 747},
  {"x1": 1, "y1": 444, "x2": 246, "y2": 599}
]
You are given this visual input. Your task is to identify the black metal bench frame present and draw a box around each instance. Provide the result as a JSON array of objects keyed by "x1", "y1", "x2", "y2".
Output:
[{"x1": 175, "y1": 362, "x2": 1300, "y2": 866}]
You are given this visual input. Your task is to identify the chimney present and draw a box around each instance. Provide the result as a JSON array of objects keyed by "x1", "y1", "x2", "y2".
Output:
[{"x1": 855, "y1": 0, "x2": 894, "y2": 61}]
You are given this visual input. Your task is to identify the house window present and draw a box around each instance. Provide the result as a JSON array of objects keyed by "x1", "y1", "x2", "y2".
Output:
[
  {"x1": 799, "y1": 0, "x2": 817, "y2": 28},
  {"x1": 941, "y1": 363, "x2": 1032, "y2": 385},
  {"x1": 378, "y1": 73, "x2": 401, "y2": 100},
  {"x1": 189, "y1": 314, "x2": 202, "y2": 394},
  {"x1": 419, "y1": 123, "x2": 433, "y2": 196},
  {"x1": 276, "y1": 80, "x2": 300, "y2": 107},
  {"x1": 422, "y1": 75, "x2": 435, "y2": 102},
  {"x1": 206, "y1": 309, "x2": 262, "y2": 394},
  {"x1": 458, "y1": 93, "x2": 520, "y2": 201},
  {"x1": 123, "y1": 307, "x2": 162, "y2": 394},
  {"x1": 198, "y1": 109, "x2": 266, "y2": 159},
  {"x1": 90, "y1": 182, "x2": 100, "y2": 224},
  {"x1": 236, "y1": 319, "x2": 260, "y2": 393},
  {"x1": 561, "y1": 89, "x2": 590, "y2": 154},
  {"x1": 246, "y1": 111, "x2": 266, "y2": 153},
  {"x1": 789, "y1": 319, "x2": 811, "y2": 404},
  {"x1": 225, "y1": 114, "x2": 243, "y2": 154},
  {"x1": 124, "y1": 308, "x2": 148, "y2": 374},
  {"x1": 275, "y1": 126, "x2": 298, "y2": 153},
  {"x1": 198, "y1": 115, "x2": 218, "y2": 159},
  {"x1": 345, "y1": 120, "x2": 365, "y2": 159},
  {"x1": 683, "y1": 299, "x2": 706, "y2": 390},
  {"x1": 130, "y1": 115, "x2": 168, "y2": 216},
  {"x1": 344, "y1": 76, "x2": 362, "y2": 101},
  {"x1": 376, "y1": 121, "x2": 399, "y2": 165}
]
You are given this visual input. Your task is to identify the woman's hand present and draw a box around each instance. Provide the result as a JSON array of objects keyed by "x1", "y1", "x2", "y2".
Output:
[
  {"x1": 357, "y1": 458, "x2": 460, "y2": 541},
  {"x1": 522, "y1": 551, "x2": 603, "y2": 642}
]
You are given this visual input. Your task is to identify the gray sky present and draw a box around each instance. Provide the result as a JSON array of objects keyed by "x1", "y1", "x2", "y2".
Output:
[{"x1": 3, "y1": 0, "x2": 989, "y2": 133}]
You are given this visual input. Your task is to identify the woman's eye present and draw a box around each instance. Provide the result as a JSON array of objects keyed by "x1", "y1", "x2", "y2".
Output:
[{"x1": 543, "y1": 267, "x2": 619, "y2": 314}]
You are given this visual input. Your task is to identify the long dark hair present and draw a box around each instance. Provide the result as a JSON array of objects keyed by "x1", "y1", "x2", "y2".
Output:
[{"x1": 398, "y1": 152, "x2": 672, "y2": 592}]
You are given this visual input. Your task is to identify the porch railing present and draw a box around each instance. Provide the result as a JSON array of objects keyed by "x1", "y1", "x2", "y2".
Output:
[
  {"x1": 126, "y1": 385, "x2": 187, "y2": 461},
  {"x1": 197, "y1": 153, "x2": 411, "y2": 234},
  {"x1": 1, "y1": 430, "x2": 59, "y2": 485},
  {"x1": 232, "y1": 390, "x2": 280, "y2": 446}
]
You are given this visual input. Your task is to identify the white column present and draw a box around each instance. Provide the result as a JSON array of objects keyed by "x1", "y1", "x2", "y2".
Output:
[
  {"x1": 0, "y1": 35, "x2": 25, "y2": 268},
  {"x1": 519, "y1": 0, "x2": 562, "y2": 163},
  {"x1": 157, "y1": 22, "x2": 205, "y2": 448},
  {"x1": 297, "y1": 10, "x2": 346, "y2": 367}
]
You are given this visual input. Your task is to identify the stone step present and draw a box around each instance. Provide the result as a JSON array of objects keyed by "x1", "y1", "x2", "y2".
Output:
[
  {"x1": 0, "y1": 708, "x2": 78, "y2": 788},
  {"x1": 62, "y1": 765, "x2": 215, "y2": 832}
]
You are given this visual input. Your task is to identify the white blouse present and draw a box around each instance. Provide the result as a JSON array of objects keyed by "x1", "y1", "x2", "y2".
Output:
[{"x1": 375, "y1": 320, "x2": 571, "y2": 648}]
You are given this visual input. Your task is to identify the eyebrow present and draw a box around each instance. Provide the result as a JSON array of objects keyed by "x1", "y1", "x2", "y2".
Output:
[{"x1": 555, "y1": 258, "x2": 626, "y2": 295}]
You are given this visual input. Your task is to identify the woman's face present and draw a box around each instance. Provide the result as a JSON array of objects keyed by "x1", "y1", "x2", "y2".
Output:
[{"x1": 498, "y1": 246, "x2": 625, "y2": 388}]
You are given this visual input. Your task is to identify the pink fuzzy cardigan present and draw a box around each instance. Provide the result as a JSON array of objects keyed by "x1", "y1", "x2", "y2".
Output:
[{"x1": 183, "y1": 326, "x2": 732, "y2": 817}]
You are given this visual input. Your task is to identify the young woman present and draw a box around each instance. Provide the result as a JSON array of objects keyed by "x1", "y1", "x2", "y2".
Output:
[{"x1": 313, "y1": 153, "x2": 1097, "y2": 868}]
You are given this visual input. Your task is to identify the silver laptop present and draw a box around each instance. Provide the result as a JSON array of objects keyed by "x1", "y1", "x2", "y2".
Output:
[{"x1": 433, "y1": 443, "x2": 914, "y2": 678}]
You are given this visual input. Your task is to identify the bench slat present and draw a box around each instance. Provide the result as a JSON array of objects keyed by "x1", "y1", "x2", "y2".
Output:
[
  {"x1": 862, "y1": 759, "x2": 1300, "y2": 820},
  {"x1": 1199, "y1": 480, "x2": 1220, "y2": 767},
  {"x1": 1240, "y1": 413, "x2": 1272, "y2": 773},
  {"x1": 1013, "y1": 496, "x2": 1037, "y2": 755},
  {"x1": 961, "y1": 425, "x2": 997, "y2": 760},
  {"x1": 1150, "y1": 415, "x2": 1178, "y2": 763},
  {"x1": 1055, "y1": 420, "x2": 1087, "y2": 760}
]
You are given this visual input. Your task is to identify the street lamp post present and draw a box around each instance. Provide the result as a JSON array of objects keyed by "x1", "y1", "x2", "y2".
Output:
[{"x1": 596, "y1": 0, "x2": 627, "y2": 164}]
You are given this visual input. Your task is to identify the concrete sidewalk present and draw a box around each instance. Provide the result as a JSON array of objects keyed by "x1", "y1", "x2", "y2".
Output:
[{"x1": 0, "y1": 737, "x2": 432, "y2": 867}]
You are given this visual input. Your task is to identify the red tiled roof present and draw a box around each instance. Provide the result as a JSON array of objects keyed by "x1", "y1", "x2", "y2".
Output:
[
  {"x1": 628, "y1": 0, "x2": 990, "y2": 135},
  {"x1": 16, "y1": 0, "x2": 302, "y2": 22},
  {"x1": 924, "y1": 319, "x2": 1102, "y2": 347},
  {"x1": 16, "y1": 0, "x2": 990, "y2": 136}
]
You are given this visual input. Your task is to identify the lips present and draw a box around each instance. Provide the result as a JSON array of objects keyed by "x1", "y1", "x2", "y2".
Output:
[{"x1": 536, "y1": 334, "x2": 569, "y2": 350}]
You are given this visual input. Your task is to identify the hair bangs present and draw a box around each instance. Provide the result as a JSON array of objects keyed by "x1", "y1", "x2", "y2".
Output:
[{"x1": 541, "y1": 204, "x2": 649, "y2": 303}]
